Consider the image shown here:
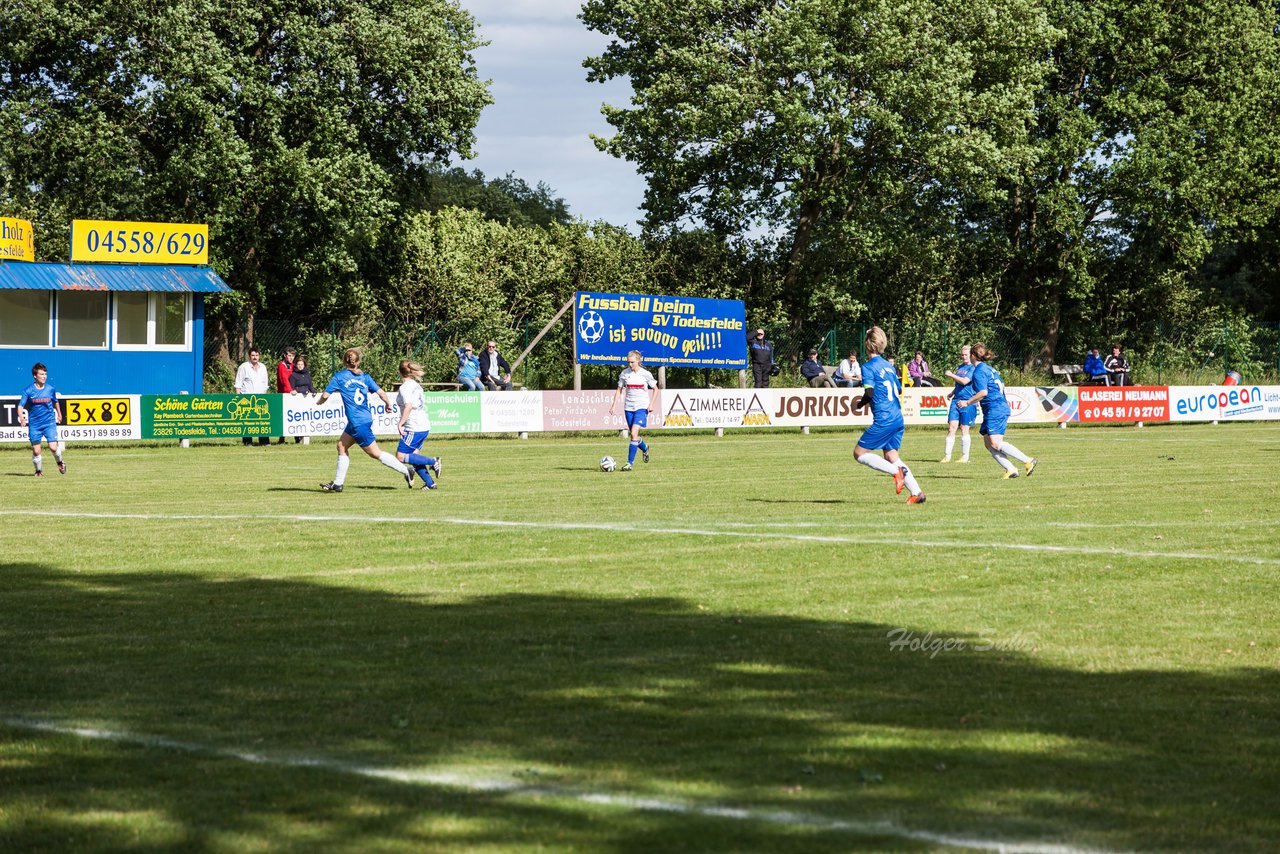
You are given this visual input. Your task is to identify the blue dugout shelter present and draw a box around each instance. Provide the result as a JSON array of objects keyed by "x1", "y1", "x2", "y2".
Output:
[{"x1": 0, "y1": 261, "x2": 232, "y2": 394}]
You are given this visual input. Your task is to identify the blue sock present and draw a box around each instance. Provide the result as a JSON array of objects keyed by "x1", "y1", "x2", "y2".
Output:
[
  {"x1": 415, "y1": 466, "x2": 435, "y2": 486},
  {"x1": 628, "y1": 441, "x2": 639, "y2": 464},
  {"x1": 638, "y1": 440, "x2": 648, "y2": 452},
  {"x1": 407, "y1": 453, "x2": 435, "y2": 467}
]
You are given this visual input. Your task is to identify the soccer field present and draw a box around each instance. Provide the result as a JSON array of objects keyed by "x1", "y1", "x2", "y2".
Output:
[{"x1": 2, "y1": 424, "x2": 1278, "y2": 852}]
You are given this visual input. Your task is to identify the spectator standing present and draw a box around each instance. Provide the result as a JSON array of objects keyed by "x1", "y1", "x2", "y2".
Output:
[
  {"x1": 479, "y1": 341, "x2": 514, "y2": 391},
  {"x1": 1084, "y1": 347, "x2": 1109, "y2": 384},
  {"x1": 748, "y1": 328, "x2": 775, "y2": 388},
  {"x1": 456, "y1": 343, "x2": 483, "y2": 391},
  {"x1": 235, "y1": 347, "x2": 271, "y2": 446},
  {"x1": 18, "y1": 362, "x2": 66, "y2": 477},
  {"x1": 289, "y1": 355, "x2": 315, "y2": 395},
  {"x1": 801, "y1": 349, "x2": 836, "y2": 387},
  {"x1": 1105, "y1": 345, "x2": 1131, "y2": 387},
  {"x1": 833, "y1": 349, "x2": 861, "y2": 388},
  {"x1": 275, "y1": 346, "x2": 296, "y2": 443}
]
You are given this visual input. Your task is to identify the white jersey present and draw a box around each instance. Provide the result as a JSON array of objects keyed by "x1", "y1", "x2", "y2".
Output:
[
  {"x1": 617, "y1": 367, "x2": 657, "y2": 411},
  {"x1": 396, "y1": 378, "x2": 432, "y2": 432}
]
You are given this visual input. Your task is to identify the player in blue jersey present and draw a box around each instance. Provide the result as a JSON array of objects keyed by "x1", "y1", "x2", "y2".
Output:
[
  {"x1": 312, "y1": 348, "x2": 412, "y2": 492},
  {"x1": 608, "y1": 350, "x2": 658, "y2": 471},
  {"x1": 940, "y1": 344, "x2": 976, "y2": 463},
  {"x1": 851, "y1": 327, "x2": 925, "y2": 504},
  {"x1": 18, "y1": 363, "x2": 66, "y2": 477},
  {"x1": 956, "y1": 342, "x2": 1038, "y2": 479}
]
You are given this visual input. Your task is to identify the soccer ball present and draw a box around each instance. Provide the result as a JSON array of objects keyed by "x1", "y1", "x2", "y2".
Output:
[
  {"x1": 599, "y1": 455, "x2": 617, "y2": 472},
  {"x1": 578, "y1": 310, "x2": 605, "y2": 344}
]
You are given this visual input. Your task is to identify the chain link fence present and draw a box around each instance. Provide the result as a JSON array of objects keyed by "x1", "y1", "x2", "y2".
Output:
[{"x1": 204, "y1": 314, "x2": 1280, "y2": 393}]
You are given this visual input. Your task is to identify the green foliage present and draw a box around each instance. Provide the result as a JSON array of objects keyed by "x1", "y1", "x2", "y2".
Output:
[{"x1": 0, "y1": 0, "x2": 491, "y2": 319}]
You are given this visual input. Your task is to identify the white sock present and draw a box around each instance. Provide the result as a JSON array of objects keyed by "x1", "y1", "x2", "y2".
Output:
[
  {"x1": 944, "y1": 435, "x2": 955, "y2": 457},
  {"x1": 1000, "y1": 441, "x2": 1030, "y2": 463},
  {"x1": 856, "y1": 453, "x2": 899, "y2": 475},
  {"x1": 334, "y1": 455, "x2": 351, "y2": 485},
  {"x1": 379, "y1": 451, "x2": 410, "y2": 476},
  {"x1": 961, "y1": 434, "x2": 971, "y2": 458},
  {"x1": 989, "y1": 448, "x2": 1017, "y2": 472},
  {"x1": 900, "y1": 464, "x2": 922, "y2": 496},
  {"x1": 33, "y1": 454, "x2": 42, "y2": 472}
]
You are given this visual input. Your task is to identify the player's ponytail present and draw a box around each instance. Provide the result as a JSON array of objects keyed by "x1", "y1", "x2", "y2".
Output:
[
  {"x1": 864, "y1": 326, "x2": 887, "y2": 356},
  {"x1": 971, "y1": 342, "x2": 994, "y2": 362},
  {"x1": 342, "y1": 348, "x2": 361, "y2": 370},
  {"x1": 399, "y1": 359, "x2": 423, "y2": 378}
]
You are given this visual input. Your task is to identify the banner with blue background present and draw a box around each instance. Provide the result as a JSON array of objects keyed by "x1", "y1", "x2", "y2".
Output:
[{"x1": 574, "y1": 291, "x2": 748, "y2": 368}]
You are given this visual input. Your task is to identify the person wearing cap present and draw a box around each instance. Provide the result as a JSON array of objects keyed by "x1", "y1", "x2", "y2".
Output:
[
  {"x1": 801, "y1": 348, "x2": 835, "y2": 387},
  {"x1": 748, "y1": 328, "x2": 775, "y2": 388}
]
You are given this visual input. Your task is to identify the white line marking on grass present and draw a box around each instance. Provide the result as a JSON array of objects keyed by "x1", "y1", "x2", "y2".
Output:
[
  {"x1": 3, "y1": 509, "x2": 1279, "y2": 566},
  {"x1": 2, "y1": 715, "x2": 1116, "y2": 854}
]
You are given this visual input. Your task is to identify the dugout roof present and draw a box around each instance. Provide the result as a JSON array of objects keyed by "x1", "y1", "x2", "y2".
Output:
[{"x1": 0, "y1": 260, "x2": 231, "y2": 293}]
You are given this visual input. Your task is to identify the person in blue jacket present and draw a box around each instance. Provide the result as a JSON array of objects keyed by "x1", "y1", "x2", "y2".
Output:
[
  {"x1": 1084, "y1": 347, "x2": 1109, "y2": 384},
  {"x1": 957, "y1": 342, "x2": 1038, "y2": 479},
  {"x1": 851, "y1": 326, "x2": 925, "y2": 504},
  {"x1": 18, "y1": 362, "x2": 66, "y2": 477},
  {"x1": 456, "y1": 343, "x2": 483, "y2": 391}
]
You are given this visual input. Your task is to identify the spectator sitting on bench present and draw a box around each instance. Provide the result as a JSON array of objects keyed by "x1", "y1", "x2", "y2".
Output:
[
  {"x1": 456, "y1": 343, "x2": 484, "y2": 391},
  {"x1": 833, "y1": 348, "x2": 861, "y2": 388},
  {"x1": 801, "y1": 348, "x2": 836, "y2": 387},
  {"x1": 1105, "y1": 344, "x2": 1132, "y2": 387},
  {"x1": 479, "y1": 340, "x2": 513, "y2": 391},
  {"x1": 1084, "y1": 346, "x2": 1109, "y2": 384},
  {"x1": 909, "y1": 351, "x2": 940, "y2": 387}
]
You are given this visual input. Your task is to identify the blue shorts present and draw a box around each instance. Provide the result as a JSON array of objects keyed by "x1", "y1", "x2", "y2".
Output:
[
  {"x1": 343, "y1": 422, "x2": 377, "y2": 448},
  {"x1": 858, "y1": 422, "x2": 904, "y2": 452},
  {"x1": 980, "y1": 411, "x2": 1009, "y2": 437},
  {"x1": 397, "y1": 430, "x2": 430, "y2": 455},
  {"x1": 948, "y1": 400, "x2": 977, "y2": 426},
  {"x1": 28, "y1": 422, "x2": 58, "y2": 445},
  {"x1": 625, "y1": 409, "x2": 648, "y2": 430}
]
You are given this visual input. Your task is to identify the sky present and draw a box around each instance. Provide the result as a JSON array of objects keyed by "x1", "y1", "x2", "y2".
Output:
[{"x1": 455, "y1": 0, "x2": 648, "y2": 230}]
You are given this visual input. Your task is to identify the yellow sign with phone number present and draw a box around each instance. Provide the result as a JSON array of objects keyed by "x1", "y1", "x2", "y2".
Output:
[
  {"x1": 65, "y1": 398, "x2": 132, "y2": 426},
  {"x1": 71, "y1": 219, "x2": 208, "y2": 265}
]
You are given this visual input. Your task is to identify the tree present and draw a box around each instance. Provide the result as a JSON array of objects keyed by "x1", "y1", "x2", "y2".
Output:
[
  {"x1": 0, "y1": 0, "x2": 491, "y2": 318},
  {"x1": 582, "y1": 0, "x2": 1056, "y2": 324},
  {"x1": 583, "y1": 0, "x2": 1280, "y2": 358}
]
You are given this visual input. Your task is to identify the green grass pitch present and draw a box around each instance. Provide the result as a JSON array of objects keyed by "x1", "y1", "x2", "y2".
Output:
[{"x1": 2, "y1": 423, "x2": 1277, "y2": 852}]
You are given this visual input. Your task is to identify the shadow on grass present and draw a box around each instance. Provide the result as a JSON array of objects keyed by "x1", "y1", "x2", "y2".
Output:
[{"x1": 1, "y1": 563, "x2": 1277, "y2": 852}]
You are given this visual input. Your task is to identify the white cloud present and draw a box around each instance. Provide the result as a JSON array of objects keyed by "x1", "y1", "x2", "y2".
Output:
[{"x1": 453, "y1": 0, "x2": 644, "y2": 227}]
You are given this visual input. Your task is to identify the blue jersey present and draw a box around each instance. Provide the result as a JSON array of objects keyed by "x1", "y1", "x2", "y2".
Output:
[
  {"x1": 971, "y1": 362, "x2": 1010, "y2": 418},
  {"x1": 861, "y1": 355, "x2": 903, "y2": 427},
  {"x1": 19, "y1": 383, "x2": 60, "y2": 426},
  {"x1": 952, "y1": 362, "x2": 976, "y2": 401},
  {"x1": 324, "y1": 370, "x2": 381, "y2": 429}
]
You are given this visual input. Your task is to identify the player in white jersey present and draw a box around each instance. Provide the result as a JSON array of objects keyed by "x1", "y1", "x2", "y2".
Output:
[
  {"x1": 608, "y1": 350, "x2": 658, "y2": 471},
  {"x1": 395, "y1": 360, "x2": 441, "y2": 490}
]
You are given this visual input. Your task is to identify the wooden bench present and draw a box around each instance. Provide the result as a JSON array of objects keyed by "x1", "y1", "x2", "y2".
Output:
[
  {"x1": 1051, "y1": 364, "x2": 1084, "y2": 384},
  {"x1": 423, "y1": 382, "x2": 463, "y2": 392}
]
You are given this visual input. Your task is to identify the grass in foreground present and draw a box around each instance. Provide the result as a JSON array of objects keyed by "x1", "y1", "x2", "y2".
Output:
[{"x1": 1, "y1": 423, "x2": 1278, "y2": 852}]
